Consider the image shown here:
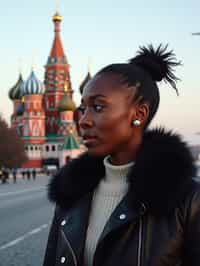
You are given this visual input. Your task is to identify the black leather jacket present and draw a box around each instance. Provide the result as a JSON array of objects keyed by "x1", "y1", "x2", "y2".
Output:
[{"x1": 43, "y1": 128, "x2": 200, "y2": 266}]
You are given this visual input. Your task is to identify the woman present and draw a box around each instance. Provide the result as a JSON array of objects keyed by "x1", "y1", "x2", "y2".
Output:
[{"x1": 43, "y1": 44, "x2": 200, "y2": 266}]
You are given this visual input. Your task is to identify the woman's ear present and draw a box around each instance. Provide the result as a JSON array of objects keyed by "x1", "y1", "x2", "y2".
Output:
[{"x1": 133, "y1": 103, "x2": 150, "y2": 126}]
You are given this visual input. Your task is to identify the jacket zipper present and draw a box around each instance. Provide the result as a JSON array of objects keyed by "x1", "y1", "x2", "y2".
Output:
[
  {"x1": 137, "y1": 217, "x2": 143, "y2": 266},
  {"x1": 61, "y1": 230, "x2": 78, "y2": 266}
]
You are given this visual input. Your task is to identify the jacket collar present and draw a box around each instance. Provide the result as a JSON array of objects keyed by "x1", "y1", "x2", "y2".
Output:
[{"x1": 48, "y1": 128, "x2": 196, "y2": 216}]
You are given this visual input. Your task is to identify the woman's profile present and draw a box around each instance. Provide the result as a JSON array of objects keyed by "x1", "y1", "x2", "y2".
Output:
[{"x1": 43, "y1": 44, "x2": 200, "y2": 266}]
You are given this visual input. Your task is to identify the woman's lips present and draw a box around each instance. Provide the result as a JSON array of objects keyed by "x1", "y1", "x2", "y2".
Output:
[{"x1": 82, "y1": 136, "x2": 98, "y2": 145}]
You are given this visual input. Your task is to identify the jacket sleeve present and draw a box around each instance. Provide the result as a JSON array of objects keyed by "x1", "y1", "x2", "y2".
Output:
[
  {"x1": 184, "y1": 186, "x2": 200, "y2": 266},
  {"x1": 43, "y1": 205, "x2": 61, "y2": 266}
]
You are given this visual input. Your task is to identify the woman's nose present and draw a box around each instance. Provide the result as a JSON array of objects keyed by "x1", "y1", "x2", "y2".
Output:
[{"x1": 78, "y1": 110, "x2": 94, "y2": 129}]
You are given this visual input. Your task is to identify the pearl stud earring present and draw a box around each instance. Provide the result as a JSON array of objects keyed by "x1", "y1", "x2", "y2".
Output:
[{"x1": 132, "y1": 119, "x2": 141, "y2": 126}]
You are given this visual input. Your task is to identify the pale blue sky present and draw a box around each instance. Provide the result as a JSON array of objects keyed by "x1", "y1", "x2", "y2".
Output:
[{"x1": 0, "y1": 0, "x2": 200, "y2": 144}]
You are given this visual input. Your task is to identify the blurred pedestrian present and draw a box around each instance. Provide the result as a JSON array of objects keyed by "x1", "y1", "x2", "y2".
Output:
[
  {"x1": 22, "y1": 170, "x2": 25, "y2": 179},
  {"x1": 0, "y1": 169, "x2": 2, "y2": 181},
  {"x1": 27, "y1": 170, "x2": 30, "y2": 180},
  {"x1": 1, "y1": 168, "x2": 9, "y2": 184},
  {"x1": 32, "y1": 169, "x2": 36, "y2": 180},
  {"x1": 12, "y1": 168, "x2": 17, "y2": 183}
]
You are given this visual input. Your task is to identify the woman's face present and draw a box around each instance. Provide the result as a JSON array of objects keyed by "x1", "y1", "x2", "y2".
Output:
[{"x1": 79, "y1": 73, "x2": 145, "y2": 163}]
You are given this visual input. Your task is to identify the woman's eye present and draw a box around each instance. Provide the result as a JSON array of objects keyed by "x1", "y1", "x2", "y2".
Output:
[
  {"x1": 78, "y1": 106, "x2": 86, "y2": 114},
  {"x1": 93, "y1": 105, "x2": 103, "y2": 112},
  {"x1": 78, "y1": 105, "x2": 103, "y2": 113}
]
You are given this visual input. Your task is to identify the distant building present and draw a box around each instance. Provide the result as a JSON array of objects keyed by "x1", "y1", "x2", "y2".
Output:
[{"x1": 8, "y1": 11, "x2": 91, "y2": 169}]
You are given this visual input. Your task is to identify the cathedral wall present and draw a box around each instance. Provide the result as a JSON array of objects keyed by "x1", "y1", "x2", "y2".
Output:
[
  {"x1": 22, "y1": 159, "x2": 42, "y2": 169},
  {"x1": 42, "y1": 143, "x2": 61, "y2": 159}
]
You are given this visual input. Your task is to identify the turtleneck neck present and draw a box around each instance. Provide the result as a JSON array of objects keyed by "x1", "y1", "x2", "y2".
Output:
[
  {"x1": 103, "y1": 155, "x2": 134, "y2": 183},
  {"x1": 93, "y1": 156, "x2": 134, "y2": 196}
]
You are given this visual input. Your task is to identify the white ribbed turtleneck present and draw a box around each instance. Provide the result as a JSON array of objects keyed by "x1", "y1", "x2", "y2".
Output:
[{"x1": 84, "y1": 156, "x2": 134, "y2": 266}]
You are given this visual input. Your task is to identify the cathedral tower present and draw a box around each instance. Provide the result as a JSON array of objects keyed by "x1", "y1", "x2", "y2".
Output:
[{"x1": 43, "y1": 12, "x2": 73, "y2": 135}]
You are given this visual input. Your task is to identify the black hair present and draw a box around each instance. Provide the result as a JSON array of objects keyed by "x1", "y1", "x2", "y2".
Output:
[{"x1": 97, "y1": 44, "x2": 181, "y2": 128}]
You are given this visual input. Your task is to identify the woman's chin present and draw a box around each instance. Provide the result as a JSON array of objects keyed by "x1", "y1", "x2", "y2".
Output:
[{"x1": 86, "y1": 146, "x2": 108, "y2": 157}]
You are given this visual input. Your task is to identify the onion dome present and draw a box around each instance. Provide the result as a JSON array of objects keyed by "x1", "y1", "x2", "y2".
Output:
[
  {"x1": 64, "y1": 134, "x2": 79, "y2": 150},
  {"x1": 23, "y1": 70, "x2": 44, "y2": 95},
  {"x1": 79, "y1": 72, "x2": 92, "y2": 94},
  {"x1": 53, "y1": 12, "x2": 62, "y2": 22},
  {"x1": 9, "y1": 74, "x2": 24, "y2": 100},
  {"x1": 16, "y1": 102, "x2": 25, "y2": 116},
  {"x1": 58, "y1": 94, "x2": 76, "y2": 112}
]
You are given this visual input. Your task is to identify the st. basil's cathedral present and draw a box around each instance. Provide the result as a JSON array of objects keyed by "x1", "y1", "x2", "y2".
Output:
[{"x1": 8, "y1": 11, "x2": 91, "y2": 169}]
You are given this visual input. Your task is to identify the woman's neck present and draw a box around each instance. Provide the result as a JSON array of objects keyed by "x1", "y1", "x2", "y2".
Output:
[{"x1": 110, "y1": 136, "x2": 142, "y2": 165}]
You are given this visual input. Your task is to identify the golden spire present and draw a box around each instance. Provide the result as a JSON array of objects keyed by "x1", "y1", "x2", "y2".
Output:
[
  {"x1": 31, "y1": 64, "x2": 35, "y2": 72},
  {"x1": 64, "y1": 81, "x2": 69, "y2": 92},
  {"x1": 18, "y1": 58, "x2": 22, "y2": 75},
  {"x1": 69, "y1": 128, "x2": 74, "y2": 134},
  {"x1": 53, "y1": 0, "x2": 62, "y2": 22},
  {"x1": 55, "y1": 0, "x2": 59, "y2": 12},
  {"x1": 31, "y1": 54, "x2": 36, "y2": 72},
  {"x1": 87, "y1": 56, "x2": 92, "y2": 73}
]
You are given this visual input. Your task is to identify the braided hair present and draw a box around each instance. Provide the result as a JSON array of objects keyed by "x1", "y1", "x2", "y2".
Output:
[{"x1": 97, "y1": 44, "x2": 181, "y2": 128}]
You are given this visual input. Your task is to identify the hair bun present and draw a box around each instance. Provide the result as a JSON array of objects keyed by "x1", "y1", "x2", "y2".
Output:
[{"x1": 129, "y1": 44, "x2": 181, "y2": 95}]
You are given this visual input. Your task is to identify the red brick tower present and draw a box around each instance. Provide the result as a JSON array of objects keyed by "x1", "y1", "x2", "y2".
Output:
[{"x1": 43, "y1": 12, "x2": 73, "y2": 135}]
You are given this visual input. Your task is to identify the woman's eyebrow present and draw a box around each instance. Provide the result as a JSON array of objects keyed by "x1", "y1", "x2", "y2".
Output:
[{"x1": 81, "y1": 94, "x2": 106, "y2": 103}]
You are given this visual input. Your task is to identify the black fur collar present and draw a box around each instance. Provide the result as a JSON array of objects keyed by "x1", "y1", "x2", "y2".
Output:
[{"x1": 48, "y1": 128, "x2": 196, "y2": 216}]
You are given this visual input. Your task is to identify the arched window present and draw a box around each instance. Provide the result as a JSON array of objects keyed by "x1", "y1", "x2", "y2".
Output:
[
  {"x1": 30, "y1": 146, "x2": 33, "y2": 151},
  {"x1": 52, "y1": 145, "x2": 56, "y2": 151},
  {"x1": 46, "y1": 146, "x2": 49, "y2": 152},
  {"x1": 35, "y1": 146, "x2": 38, "y2": 150}
]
